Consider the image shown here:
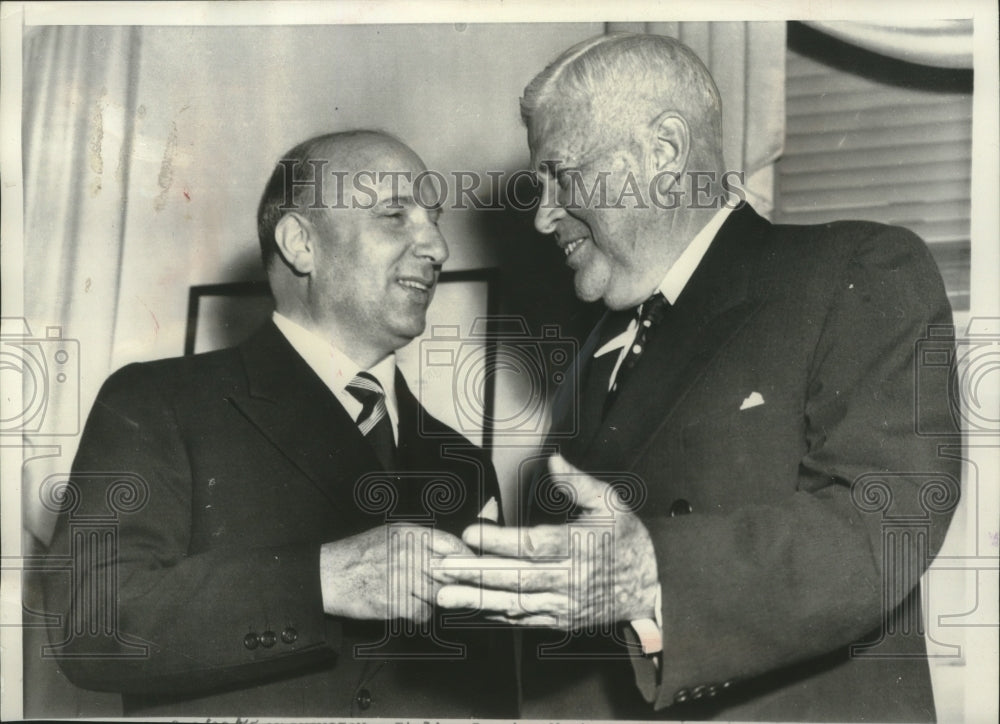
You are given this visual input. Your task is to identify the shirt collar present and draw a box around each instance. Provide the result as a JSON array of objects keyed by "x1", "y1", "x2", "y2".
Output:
[
  {"x1": 271, "y1": 311, "x2": 397, "y2": 413},
  {"x1": 592, "y1": 201, "x2": 736, "y2": 359},
  {"x1": 658, "y1": 202, "x2": 736, "y2": 304}
]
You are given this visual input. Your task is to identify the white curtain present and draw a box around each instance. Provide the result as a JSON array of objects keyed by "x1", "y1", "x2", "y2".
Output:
[
  {"x1": 607, "y1": 21, "x2": 787, "y2": 217},
  {"x1": 21, "y1": 26, "x2": 143, "y2": 543},
  {"x1": 804, "y1": 20, "x2": 973, "y2": 70}
]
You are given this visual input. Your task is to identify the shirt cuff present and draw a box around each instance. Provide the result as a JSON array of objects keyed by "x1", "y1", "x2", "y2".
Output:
[{"x1": 629, "y1": 585, "x2": 663, "y2": 656}]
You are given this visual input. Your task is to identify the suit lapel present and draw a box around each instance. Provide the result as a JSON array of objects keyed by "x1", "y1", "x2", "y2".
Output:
[
  {"x1": 227, "y1": 322, "x2": 381, "y2": 506},
  {"x1": 394, "y1": 369, "x2": 427, "y2": 472},
  {"x1": 393, "y1": 370, "x2": 493, "y2": 531},
  {"x1": 578, "y1": 312, "x2": 631, "y2": 446},
  {"x1": 586, "y1": 205, "x2": 771, "y2": 470},
  {"x1": 548, "y1": 312, "x2": 626, "y2": 465}
]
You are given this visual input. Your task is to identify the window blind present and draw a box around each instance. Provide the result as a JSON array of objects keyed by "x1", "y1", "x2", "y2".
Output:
[{"x1": 775, "y1": 28, "x2": 972, "y2": 313}]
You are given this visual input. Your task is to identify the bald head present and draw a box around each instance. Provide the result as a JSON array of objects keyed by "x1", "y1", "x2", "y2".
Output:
[
  {"x1": 521, "y1": 33, "x2": 724, "y2": 172},
  {"x1": 256, "y1": 130, "x2": 417, "y2": 270}
]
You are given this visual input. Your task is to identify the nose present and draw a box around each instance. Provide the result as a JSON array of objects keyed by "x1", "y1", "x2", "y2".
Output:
[
  {"x1": 415, "y1": 221, "x2": 449, "y2": 266},
  {"x1": 534, "y1": 177, "x2": 566, "y2": 235}
]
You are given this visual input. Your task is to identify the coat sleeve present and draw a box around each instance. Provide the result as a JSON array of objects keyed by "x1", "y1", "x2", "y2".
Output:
[
  {"x1": 645, "y1": 227, "x2": 961, "y2": 708},
  {"x1": 42, "y1": 362, "x2": 339, "y2": 696}
]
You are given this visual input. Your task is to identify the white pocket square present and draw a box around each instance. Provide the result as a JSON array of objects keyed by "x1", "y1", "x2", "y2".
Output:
[{"x1": 739, "y1": 391, "x2": 765, "y2": 410}]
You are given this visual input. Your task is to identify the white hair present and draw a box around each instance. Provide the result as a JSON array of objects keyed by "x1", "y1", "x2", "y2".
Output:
[{"x1": 521, "y1": 32, "x2": 724, "y2": 163}]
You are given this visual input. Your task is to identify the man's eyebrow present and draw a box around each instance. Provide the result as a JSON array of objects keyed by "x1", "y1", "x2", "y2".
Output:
[
  {"x1": 379, "y1": 195, "x2": 415, "y2": 208},
  {"x1": 379, "y1": 195, "x2": 442, "y2": 214}
]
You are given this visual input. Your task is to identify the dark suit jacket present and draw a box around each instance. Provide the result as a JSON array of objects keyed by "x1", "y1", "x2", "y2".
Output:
[
  {"x1": 524, "y1": 205, "x2": 960, "y2": 722},
  {"x1": 44, "y1": 322, "x2": 516, "y2": 718}
]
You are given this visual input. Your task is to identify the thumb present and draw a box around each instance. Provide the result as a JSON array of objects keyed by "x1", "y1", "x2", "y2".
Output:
[{"x1": 547, "y1": 454, "x2": 620, "y2": 513}]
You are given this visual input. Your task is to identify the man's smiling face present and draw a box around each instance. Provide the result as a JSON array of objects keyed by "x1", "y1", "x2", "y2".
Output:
[
  {"x1": 529, "y1": 108, "x2": 664, "y2": 311},
  {"x1": 307, "y1": 137, "x2": 449, "y2": 362}
]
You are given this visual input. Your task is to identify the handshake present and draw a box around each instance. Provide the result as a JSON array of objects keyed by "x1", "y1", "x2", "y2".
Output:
[
  {"x1": 321, "y1": 455, "x2": 659, "y2": 630},
  {"x1": 433, "y1": 454, "x2": 660, "y2": 631}
]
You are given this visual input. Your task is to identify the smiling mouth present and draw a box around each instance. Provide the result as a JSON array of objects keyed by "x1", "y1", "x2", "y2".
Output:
[
  {"x1": 397, "y1": 277, "x2": 433, "y2": 293},
  {"x1": 560, "y1": 237, "x2": 588, "y2": 257}
]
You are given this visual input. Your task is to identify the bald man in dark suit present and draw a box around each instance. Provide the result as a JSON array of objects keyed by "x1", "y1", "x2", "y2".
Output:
[{"x1": 44, "y1": 130, "x2": 515, "y2": 718}]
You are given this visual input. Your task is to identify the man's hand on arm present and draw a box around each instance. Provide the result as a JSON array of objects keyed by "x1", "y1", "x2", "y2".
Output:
[
  {"x1": 320, "y1": 525, "x2": 470, "y2": 622},
  {"x1": 433, "y1": 454, "x2": 659, "y2": 630}
]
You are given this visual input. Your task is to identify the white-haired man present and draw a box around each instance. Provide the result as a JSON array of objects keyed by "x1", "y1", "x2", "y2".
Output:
[{"x1": 436, "y1": 33, "x2": 959, "y2": 722}]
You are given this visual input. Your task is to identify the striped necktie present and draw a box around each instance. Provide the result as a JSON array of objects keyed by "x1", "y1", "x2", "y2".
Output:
[{"x1": 346, "y1": 371, "x2": 396, "y2": 470}]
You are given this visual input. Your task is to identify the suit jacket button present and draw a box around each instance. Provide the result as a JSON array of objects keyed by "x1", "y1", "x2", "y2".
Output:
[
  {"x1": 356, "y1": 688, "x2": 373, "y2": 710},
  {"x1": 707, "y1": 684, "x2": 718, "y2": 697},
  {"x1": 669, "y1": 499, "x2": 693, "y2": 516},
  {"x1": 243, "y1": 632, "x2": 259, "y2": 650},
  {"x1": 259, "y1": 630, "x2": 277, "y2": 648},
  {"x1": 692, "y1": 685, "x2": 707, "y2": 699},
  {"x1": 674, "y1": 688, "x2": 690, "y2": 704},
  {"x1": 281, "y1": 627, "x2": 298, "y2": 644}
]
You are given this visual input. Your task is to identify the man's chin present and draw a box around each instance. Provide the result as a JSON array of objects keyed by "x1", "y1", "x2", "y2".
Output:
[
  {"x1": 388, "y1": 316, "x2": 427, "y2": 347},
  {"x1": 599, "y1": 278, "x2": 655, "y2": 311},
  {"x1": 574, "y1": 281, "x2": 636, "y2": 311},
  {"x1": 572, "y1": 274, "x2": 609, "y2": 305}
]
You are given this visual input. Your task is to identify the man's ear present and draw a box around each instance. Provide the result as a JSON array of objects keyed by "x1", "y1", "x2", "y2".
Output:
[
  {"x1": 274, "y1": 213, "x2": 316, "y2": 275},
  {"x1": 648, "y1": 112, "x2": 690, "y2": 193}
]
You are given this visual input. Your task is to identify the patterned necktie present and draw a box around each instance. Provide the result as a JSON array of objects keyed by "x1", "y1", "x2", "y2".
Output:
[
  {"x1": 346, "y1": 372, "x2": 396, "y2": 470},
  {"x1": 603, "y1": 292, "x2": 670, "y2": 416}
]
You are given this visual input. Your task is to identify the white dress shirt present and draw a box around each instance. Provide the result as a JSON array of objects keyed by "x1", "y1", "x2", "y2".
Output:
[{"x1": 272, "y1": 312, "x2": 399, "y2": 442}]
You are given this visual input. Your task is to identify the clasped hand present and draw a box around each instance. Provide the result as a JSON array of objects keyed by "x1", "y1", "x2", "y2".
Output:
[
  {"x1": 433, "y1": 454, "x2": 659, "y2": 630},
  {"x1": 320, "y1": 523, "x2": 469, "y2": 622}
]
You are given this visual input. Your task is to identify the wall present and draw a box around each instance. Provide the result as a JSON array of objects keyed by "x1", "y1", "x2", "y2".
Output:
[{"x1": 111, "y1": 23, "x2": 599, "y2": 360}]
